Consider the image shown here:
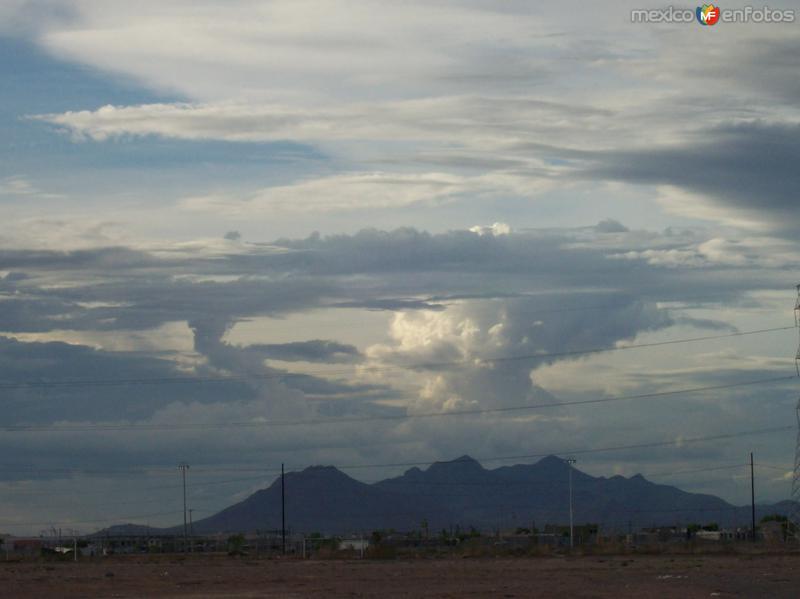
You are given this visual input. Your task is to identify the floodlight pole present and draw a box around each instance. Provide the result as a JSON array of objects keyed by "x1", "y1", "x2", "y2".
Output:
[{"x1": 567, "y1": 458, "x2": 576, "y2": 549}]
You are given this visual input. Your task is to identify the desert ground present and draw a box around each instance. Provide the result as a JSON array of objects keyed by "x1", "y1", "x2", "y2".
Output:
[{"x1": 1, "y1": 553, "x2": 799, "y2": 598}]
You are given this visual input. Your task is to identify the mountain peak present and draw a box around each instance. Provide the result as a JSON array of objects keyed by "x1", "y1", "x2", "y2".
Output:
[
  {"x1": 298, "y1": 464, "x2": 349, "y2": 478},
  {"x1": 428, "y1": 454, "x2": 482, "y2": 469},
  {"x1": 423, "y1": 454, "x2": 485, "y2": 480},
  {"x1": 273, "y1": 465, "x2": 359, "y2": 488}
]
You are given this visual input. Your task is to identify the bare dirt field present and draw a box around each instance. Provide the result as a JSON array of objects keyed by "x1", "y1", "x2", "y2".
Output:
[{"x1": 2, "y1": 553, "x2": 799, "y2": 598}]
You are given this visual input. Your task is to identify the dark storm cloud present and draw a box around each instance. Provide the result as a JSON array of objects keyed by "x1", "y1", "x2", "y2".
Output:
[
  {"x1": 0, "y1": 297, "x2": 88, "y2": 332},
  {"x1": 0, "y1": 226, "x2": 781, "y2": 340},
  {"x1": 0, "y1": 334, "x2": 391, "y2": 429},
  {"x1": 0, "y1": 246, "x2": 160, "y2": 270},
  {"x1": 683, "y1": 36, "x2": 800, "y2": 106},
  {"x1": 245, "y1": 339, "x2": 362, "y2": 363},
  {"x1": 0, "y1": 273, "x2": 335, "y2": 333},
  {"x1": 269, "y1": 227, "x2": 636, "y2": 276},
  {"x1": 582, "y1": 121, "x2": 800, "y2": 234},
  {"x1": 0, "y1": 336, "x2": 256, "y2": 425},
  {"x1": 332, "y1": 299, "x2": 446, "y2": 311},
  {"x1": 1, "y1": 271, "x2": 28, "y2": 283},
  {"x1": 264, "y1": 227, "x2": 787, "y2": 305},
  {"x1": 0, "y1": 225, "x2": 781, "y2": 444}
]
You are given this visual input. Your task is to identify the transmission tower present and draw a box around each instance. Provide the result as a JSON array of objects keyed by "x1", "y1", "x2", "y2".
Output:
[{"x1": 790, "y1": 285, "x2": 800, "y2": 539}]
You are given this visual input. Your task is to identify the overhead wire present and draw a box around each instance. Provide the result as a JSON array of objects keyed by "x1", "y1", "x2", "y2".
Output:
[
  {"x1": 2, "y1": 373, "x2": 794, "y2": 433},
  {"x1": 0, "y1": 325, "x2": 792, "y2": 392}
]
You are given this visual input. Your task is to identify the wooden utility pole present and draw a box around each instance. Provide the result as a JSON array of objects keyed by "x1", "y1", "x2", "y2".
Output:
[{"x1": 567, "y1": 458, "x2": 576, "y2": 549}]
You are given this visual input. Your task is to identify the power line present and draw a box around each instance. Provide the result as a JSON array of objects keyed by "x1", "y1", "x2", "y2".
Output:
[
  {"x1": 0, "y1": 474, "x2": 279, "y2": 500},
  {"x1": 362, "y1": 465, "x2": 753, "y2": 499},
  {"x1": 754, "y1": 462, "x2": 792, "y2": 472},
  {"x1": 2, "y1": 373, "x2": 793, "y2": 433},
  {"x1": 323, "y1": 425, "x2": 796, "y2": 473},
  {"x1": 641, "y1": 463, "x2": 750, "y2": 478},
  {"x1": 0, "y1": 464, "x2": 750, "y2": 502},
  {"x1": 0, "y1": 425, "x2": 792, "y2": 481},
  {"x1": 58, "y1": 424, "x2": 798, "y2": 476},
  {"x1": 0, "y1": 325, "x2": 792, "y2": 392},
  {"x1": 0, "y1": 462, "x2": 762, "y2": 525}
]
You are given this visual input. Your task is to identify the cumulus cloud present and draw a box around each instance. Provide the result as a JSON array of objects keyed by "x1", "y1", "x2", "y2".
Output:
[
  {"x1": 363, "y1": 294, "x2": 674, "y2": 415},
  {"x1": 469, "y1": 222, "x2": 511, "y2": 236}
]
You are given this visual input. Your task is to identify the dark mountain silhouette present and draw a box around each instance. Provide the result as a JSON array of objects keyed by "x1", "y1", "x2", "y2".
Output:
[
  {"x1": 90, "y1": 523, "x2": 165, "y2": 538},
  {"x1": 98, "y1": 455, "x2": 796, "y2": 535},
  {"x1": 187, "y1": 465, "x2": 432, "y2": 534}
]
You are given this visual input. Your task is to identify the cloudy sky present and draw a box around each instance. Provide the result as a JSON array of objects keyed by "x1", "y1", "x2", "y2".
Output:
[{"x1": 1, "y1": 1, "x2": 799, "y2": 534}]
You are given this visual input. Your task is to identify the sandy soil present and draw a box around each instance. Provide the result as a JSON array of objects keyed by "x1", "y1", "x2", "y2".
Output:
[{"x1": 1, "y1": 553, "x2": 799, "y2": 598}]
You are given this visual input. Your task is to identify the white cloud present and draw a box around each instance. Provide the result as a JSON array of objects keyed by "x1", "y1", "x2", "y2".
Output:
[
  {"x1": 30, "y1": 1, "x2": 546, "y2": 102},
  {"x1": 31, "y1": 96, "x2": 613, "y2": 152},
  {"x1": 654, "y1": 185, "x2": 775, "y2": 232},
  {"x1": 0, "y1": 176, "x2": 63, "y2": 200},
  {"x1": 22, "y1": 2, "x2": 800, "y2": 240},
  {"x1": 180, "y1": 171, "x2": 552, "y2": 214},
  {"x1": 363, "y1": 294, "x2": 674, "y2": 413},
  {"x1": 470, "y1": 222, "x2": 511, "y2": 236},
  {"x1": 613, "y1": 235, "x2": 800, "y2": 270}
]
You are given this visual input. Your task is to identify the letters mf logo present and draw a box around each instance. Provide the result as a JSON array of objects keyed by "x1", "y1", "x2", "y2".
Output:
[{"x1": 697, "y1": 4, "x2": 721, "y2": 25}]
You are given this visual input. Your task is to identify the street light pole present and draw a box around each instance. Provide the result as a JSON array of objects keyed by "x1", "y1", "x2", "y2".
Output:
[{"x1": 566, "y1": 458, "x2": 576, "y2": 549}]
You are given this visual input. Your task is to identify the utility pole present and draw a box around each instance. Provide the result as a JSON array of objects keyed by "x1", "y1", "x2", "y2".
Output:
[
  {"x1": 281, "y1": 463, "x2": 286, "y2": 555},
  {"x1": 189, "y1": 509, "x2": 194, "y2": 552},
  {"x1": 750, "y1": 452, "x2": 756, "y2": 543},
  {"x1": 178, "y1": 462, "x2": 189, "y2": 552},
  {"x1": 567, "y1": 457, "x2": 576, "y2": 549},
  {"x1": 790, "y1": 285, "x2": 800, "y2": 539}
]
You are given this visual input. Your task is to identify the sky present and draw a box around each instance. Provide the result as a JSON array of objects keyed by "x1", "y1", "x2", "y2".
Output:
[{"x1": 1, "y1": 0, "x2": 800, "y2": 535}]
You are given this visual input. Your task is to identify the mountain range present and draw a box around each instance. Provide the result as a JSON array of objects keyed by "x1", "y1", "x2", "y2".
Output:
[{"x1": 100, "y1": 455, "x2": 796, "y2": 536}]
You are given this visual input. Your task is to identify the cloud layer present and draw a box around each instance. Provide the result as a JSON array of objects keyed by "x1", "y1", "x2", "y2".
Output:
[{"x1": 2, "y1": 0, "x2": 799, "y2": 533}]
